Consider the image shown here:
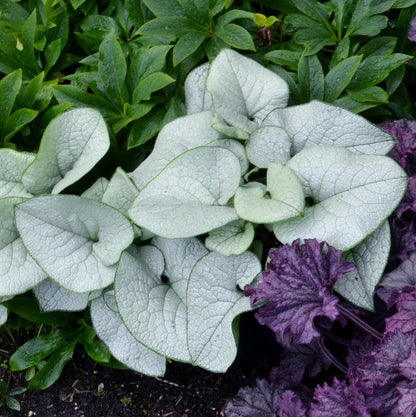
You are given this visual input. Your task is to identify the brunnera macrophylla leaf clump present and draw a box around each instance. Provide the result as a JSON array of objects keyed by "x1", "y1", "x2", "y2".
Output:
[{"x1": 0, "y1": 49, "x2": 407, "y2": 380}]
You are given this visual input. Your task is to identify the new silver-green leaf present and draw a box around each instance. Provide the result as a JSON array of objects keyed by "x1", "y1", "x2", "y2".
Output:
[
  {"x1": 129, "y1": 112, "x2": 223, "y2": 190},
  {"x1": 91, "y1": 292, "x2": 166, "y2": 376},
  {"x1": 22, "y1": 108, "x2": 110, "y2": 195},
  {"x1": 246, "y1": 126, "x2": 292, "y2": 168},
  {"x1": 273, "y1": 146, "x2": 406, "y2": 250},
  {"x1": 205, "y1": 220, "x2": 255, "y2": 256},
  {"x1": 187, "y1": 251, "x2": 261, "y2": 372},
  {"x1": 15, "y1": 195, "x2": 134, "y2": 293},
  {"x1": 0, "y1": 197, "x2": 46, "y2": 296},
  {"x1": 206, "y1": 49, "x2": 289, "y2": 135},
  {"x1": 115, "y1": 239, "x2": 208, "y2": 362},
  {"x1": 334, "y1": 221, "x2": 390, "y2": 311},
  {"x1": 263, "y1": 100, "x2": 394, "y2": 155},
  {"x1": 129, "y1": 147, "x2": 241, "y2": 238},
  {"x1": 0, "y1": 149, "x2": 34, "y2": 199},
  {"x1": 235, "y1": 163, "x2": 304, "y2": 224},
  {"x1": 102, "y1": 168, "x2": 139, "y2": 216},
  {"x1": 33, "y1": 279, "x2": 89, "y2": 312}
]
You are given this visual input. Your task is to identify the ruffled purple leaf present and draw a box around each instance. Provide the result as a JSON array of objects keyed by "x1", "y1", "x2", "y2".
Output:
[
  {"x1": 346, "y1": 330, "x2": 378, "y2": 381},
  {"x1": 409, "y1": 17, "x2": 416, "y2": 42},
  {"x1": 378, "y1": 251, "x2": 416, "y2": 308},
  {"x1": 278, "y1": 390, "x2": 308, "y2": 417},
  {"x1": 269, "y1": 339, "x2": 331, "y2": 388},
  {"x1": 381, "y1": 119, "x2": 416, "y2": 174},
  {"x1": 245, "y1": 239, "x2": 355, "y2": 347},
  {"x1": 310, "y1": 378, "x2": 370, "y2": 417},
  {"x1": 385, "y1": 289, "x2": 416, "y2": 335},
  {"x1": 399, "y1": 342, "x2": 416, "y2": 381},
  {"x1": 223, "y1": 379, "x2": 282, "y2": 417},
  {"x1": 398, "y1": 382, "x2": 416, "y2": 416}
]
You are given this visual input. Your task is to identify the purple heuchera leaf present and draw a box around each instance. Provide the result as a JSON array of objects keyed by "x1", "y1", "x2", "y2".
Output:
[
  {"x1": 346, "y1": 330, "x2": 378, "y2": 381},
  {"x1": 398, "y1": 383, "x2": 416, "y2": 416},
  {"x1": 381, "y1": 119, "x2": 416, "y2": 174},
  {"x1": 278, "y1": 390, "x2": 307, "y2": 417},
  {"x1": 378, "y1": 251, "x2": 416, "y2": 308},
  {"x1": 356, "y1": 331, "x2": 416, "y2": 415},
  {"x1": 245, "y1": 239, "x2": 355, "y2": 347},
  {"x1": 385, "y1": 289, "x2": 416, "y2": 335},
  {"x1": 389, "y1": 177, "x2": 416, "y2": 266},
  {"x1": 223, "y1": 379, "x2": 308, "y2": 417},
  {"x1": 223, "y1": 379, "x2": 282, "y2": 417},
  {"x1": 269, "y1": 339, "x2": 331, "y2": 388},
  {"x1": 310, "y1": 378, "x2": 371, "y2": 417},
  {"x1": 409, "y1": 17, "x2": 416, "y2": 42}
]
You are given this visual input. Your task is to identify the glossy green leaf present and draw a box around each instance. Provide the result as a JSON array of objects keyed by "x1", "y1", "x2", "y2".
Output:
[
  {"x1": 98, "y1": 32, "x2": 128, "y2": 105},
  {"x1": 28, "y1": 338, "x2": 77, "y2": 390},
  {"x1": 324, "y1": 56, "x2": 363, "y2": 102},
  {"x1": 347, "y1": 86, "x2": 389, "y2": 103},
  {"x1": 132, "y1": 72, "x2": 175, "y2": 102},
  {"x1": 173, "y1": 32, "x2": 207, "y2": 66},
  {"x1": 0, "y1": 70, "x2": 22, "y2": 127},
  {"x1": 4, "y1": 108, "x2": 38, "y2": 142},
  {"x1": 215, "y1": 24, "x2": 255, "y2": 51},
  {"x1": 298, "y1": 54, "x2": 324, "y2": 101}
]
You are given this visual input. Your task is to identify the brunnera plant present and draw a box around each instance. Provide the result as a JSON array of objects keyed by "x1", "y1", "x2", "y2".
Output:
[{"x1": 0, "y1": 49, "x2": 407, "y2": 381}]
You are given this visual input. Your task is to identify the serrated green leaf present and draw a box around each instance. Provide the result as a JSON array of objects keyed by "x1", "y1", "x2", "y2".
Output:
[
  {"x1": 0, "y1": 70, "x2": 22, "y2": 130},
  {"x1": 139, "y1": 16, "x2": 194, "y2": 37},
  {"x1": 324, "y1": 55, "x2": 362, "y2": 102},
  {"x1": 215, "y1": 24, "x2": 255, "y2": 51},
  {"x1": 28, "y1": 338, "x2": 77, "y2": 390},
  {"x1": 298, "y1": 54, "x2": 324, "y2": 101},
  {"x1": 4, "y1": 108, "x2": 38, "y2": 143},
  {"x1": 346, "y1": 0, "x2": 395, "y2": 37},
  {"x1": 173, "y1": 32, "x2": 207, "y2": 66},
  {"x1": 5, "y1": 397, "x2": 20, "y2": 411},
  {"x1": 127, "y1": 45, "x2": 172, "y2": 88},
  {"x1": 264, "y1": 50, "x2": 300, "y2": 71},
  {"x1": 331, "y1": 0, "x2": 353, "y2": 36},
  {"x1": 98, "y1": 32, "x2": 128, "y2": 106},
  {"x1": 10, "y1": 330, "x2": 69, "y2": 371},
  {"x1": 15, "y1": 195, "x2": 134, "y2": 292},
  {"x1": 21, "y1": 72, "x2": 44, "y2": 108},
  {"x1": 84, "y1": 338, "x2": 111, "y2": 363},
  {"x1": 349, "y1": 53, "x2": 411, "y2": 89},
  {"x1": 143, "y1": 0, "x2": 185, "y2": 16},
  {"x1": 133, "y1": 72, "x2": 175, "y2": 102},
  {"x1": 347, "y1": 86, "x2": 389, "y2": 103},
  {"x1": 52, "y1": 85, "x2": 116, "y2": 117},
  {"x1": 44, "y1": 39, "x2": 62, "y2": 74},
  {"x1": 357, "y1": 36, "x2": 397, "y2": 58}
]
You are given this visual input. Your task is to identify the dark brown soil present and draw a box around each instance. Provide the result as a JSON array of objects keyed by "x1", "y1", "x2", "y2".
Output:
[{"x1": 0, "y1": 314, "x2": 280, "y2": 417}]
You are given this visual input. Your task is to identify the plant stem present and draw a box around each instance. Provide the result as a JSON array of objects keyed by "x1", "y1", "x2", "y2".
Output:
[
  {"x1": 336, "y1": 304, "x2": 383, "y2": 341},
  {"x1": 318, "y1": 337, "x2": 347, "y2": 374}
]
